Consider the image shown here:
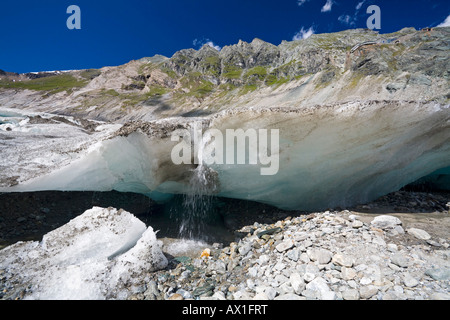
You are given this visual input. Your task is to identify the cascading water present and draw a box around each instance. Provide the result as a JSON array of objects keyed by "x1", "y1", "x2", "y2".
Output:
[
  {"x1": 178, "y1": 165, "x2": 215, "y2": 239},
  {"x1": 170, "y1": 121, "x2": 221, "y2": 240}
]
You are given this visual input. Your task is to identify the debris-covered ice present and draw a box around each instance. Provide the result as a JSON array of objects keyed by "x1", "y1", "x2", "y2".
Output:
[{"x1": 0, "y1": 207, "x2": 167, "y2": 300}]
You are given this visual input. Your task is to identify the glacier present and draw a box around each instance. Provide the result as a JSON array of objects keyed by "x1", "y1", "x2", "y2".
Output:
[
  {"x1": 1, "y1": 100, "x2": 448, "y2": 210},
  {"x1": 0, "y1": 207, "x2": 168, "y2": 300}
]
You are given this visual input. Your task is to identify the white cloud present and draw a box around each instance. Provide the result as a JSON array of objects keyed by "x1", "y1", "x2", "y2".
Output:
[
  {"x1": 297, "y1": 0, "x2": 309, "y2": 6},
  {"x1": 293, "y1": 26, "x2": 315, "y2": 40},
  {"x1": 338, "y1": 14, "x2": 353, "y2": 25},
  {"x1": 193, "y1": 38, "x2": 221, "y2": 51},
  {"x1": 436, "y1": 14, "x2": 450, "y2": 27},
  {"x1": 355, "y1": 0, "x2": 366, "y2": 10},
  {"x1": 321, "y1": 0, "x2": 334, "y2": 12}
]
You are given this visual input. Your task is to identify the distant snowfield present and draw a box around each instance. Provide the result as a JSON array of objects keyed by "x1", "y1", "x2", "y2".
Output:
[{"x1": 0, "y1": 207, "x2": 168, "y2": 300}]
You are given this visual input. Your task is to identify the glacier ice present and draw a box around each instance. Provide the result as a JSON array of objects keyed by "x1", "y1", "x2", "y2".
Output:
[
  {"x1": 1, "y1": 100, "x2": 449, "y2": 210},
  {"x1": 0, "y1": 207, "x2": 168, "y2": 300}
]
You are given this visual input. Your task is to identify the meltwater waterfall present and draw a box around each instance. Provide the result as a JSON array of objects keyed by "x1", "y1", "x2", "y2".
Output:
[{"x1": 171, "y1": 165, "x2": 219, "y2": 240}]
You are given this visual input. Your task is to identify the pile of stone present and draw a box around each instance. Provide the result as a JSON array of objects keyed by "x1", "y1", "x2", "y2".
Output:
[{"x1": 137, "y1": 210, "x2": 449, "y2": 300}]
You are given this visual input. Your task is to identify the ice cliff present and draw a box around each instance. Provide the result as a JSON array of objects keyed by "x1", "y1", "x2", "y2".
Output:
[{"x1": 1, "y1": 99, "x2": 448, "y2": 210}]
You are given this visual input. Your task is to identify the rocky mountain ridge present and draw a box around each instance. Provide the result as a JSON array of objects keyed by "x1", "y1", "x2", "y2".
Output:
[{"x1": 0, "y1": 27, "x2": 448, "y2": 122}]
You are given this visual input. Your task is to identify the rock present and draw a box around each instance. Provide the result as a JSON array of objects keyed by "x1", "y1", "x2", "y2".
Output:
[
  {"x1": 407, "y1": 228, "x2": 431, "y2": 240},
  {"x1": 257, "y1": 254, "x2": 270, "y2": 265},
  {"x1": 274, "y1": 293, "x2": 304, "y2": 300},
  {"x1": 307, "y1": 248, "x2": 333, "y2": 264},
  {"x1": 341, "y1": 267, "x2": 357, "y2": 280},
  {"x1": 429, "y1": 292, "x2": 450, "y2": 300},
  {"x1": 372, "y1": 237, "x2": 386, "y2": 246},
  {"x1": 403, "y1": 272, "x2": 419, "y2": 288},
  {"x1": 359, "y1": 285, "x2": 378, "y2": 299},
  {"x1": 176, "y1": 289, "x2": 192, "y2": 299},
  {"x1": 168, "y1": 293, "x2": 184, "y2": 300},
  {"x1": 253, "y1": 292, "x2": 269, "y2": 300},
  {"x1": 264, "y1": 287, "x2": 277, "y2": 300},
  {"x1": 371, "y1": 215, "x2": 402, "y2": 229},
  {"x1": 387, "y1": 243, "x2": 398, "y2": 252},
  {"x1": 286, "y1": 248, "x2": 300, "y2": 261},
  {"x1": 290, "y1": 273, "x2": 305, "y2": 294},
  {"x1": 303, "y1": 272, "x2": 316, "y2": 283},
  {"x1": 342, "y1": 289, "x2": 360, "y2": 300},
  {"x1": 352, "y1": 220, "x2": 364, "y2": 228},
  {"x1": 248, "y1": 266, "x2": 258, "y2": 277},
  {"x1": 276, "y1": 240, "x2": 294, "y2": 252},
  {"x1": 382, "y1": 292, "x2": 400, "y2": 300},
  {"x1": 425, "y1": 268, "x2": 450, "y2": 281},
  {"x1": 391, "y1": 253, "x2": 409, "y2": 268},
  {"x1": 306, "y1": 277, "x2": 335, "y2": 300},
  {"x1": 426, "y1": 239, "x2": 441, "y2": 247},
  {"x1": 212, "y1": 291, "x2": 226, "y2": 300},
  {"x1": 238, "y1": 243, "x2": 252, "y2": 256},
  {"x1": 332, "y1": 253, "x2": 354, "y2": 267},
  {"x1": 193, "y1": 283, "x2": 215, "y2": 297},
  {"x1": 144, "y1": 281, "x2": 159, "y2": 300}
]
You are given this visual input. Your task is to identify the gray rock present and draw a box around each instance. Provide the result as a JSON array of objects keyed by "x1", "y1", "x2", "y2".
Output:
[
  {"x1": 252, "y1": 292, "x2": 269, "y2": 300},
  {"x1": 305, "y1": 277, "x2": 335, "y2": 300},
  {"x1": 359, "y1": 285, "x2": 378, "y2": 299},
  {"x1": 177, "y1": 289, "x2": 193, "y2": 299},
  {"x1": 341, "y1": 267, "x2": 357, "y2": 280},
  {"x1": 403, "y1": 272, "x2": 419, "y2": 288},
  {"x1": 257, "y1": 254, "x2": 270, "y2": 265},
  {"x1": 332, "y1": 253, "x2": 354, "y2": 267},
  {"x1": 342, "y1": 289, "x2": 360, "y2": 300},
  {"x1": 407, "y1": 228, "x2": 431, "y2": 240},
  {"x1": 371, "y1": 215, "x2": 402, "y2": 229},
  {"x1": 290, "y1": 273, "x2": 305, "y2": 294},
  {"x1": 429, "y1": 292, "x2": 450, "y2": 300},
  {"x1": 352, "y1": 220, "x2": 364, "y2": 228},
  {"x1": 391, "y1": 253, "x2": 409, "y2": 268},
  {"x1": 144, "y1": 281, "x2": 159, "y2": 300},
  {"x1": 265, "y1": 287, "x2": 277, "y2": 300},
  {"x1": 387, "y1": 243, "x2": 398, "y2": 252},
  {"x1": 382, "y1": 292, "x2": 400, "y2": 300},
  {"x1": 286, "y1": 248, "x2": 300, "y2": 261},
  {"x1": 303, "y1": 272, "x2": 316, "y2": 283},
  {"x1": 307, "y1": 248, "x2": 333, "y2": 264},
  {"x1": 238, "y1": 243, "x2": 252, "y2": 256},
  {"x1": 425, "y1": 268, "x2": 450, "y2": 281},
  {"x1": 274, "y1": 293, "x2": 305, "y2": 300},
  {"x1": 276, "y1": 240, "x2": 294, "y2": 252}
]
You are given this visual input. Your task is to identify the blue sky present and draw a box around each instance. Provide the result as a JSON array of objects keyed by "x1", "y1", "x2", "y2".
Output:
[{"x1": 0, "y1": 0, "x2": 449, "y2": 73}]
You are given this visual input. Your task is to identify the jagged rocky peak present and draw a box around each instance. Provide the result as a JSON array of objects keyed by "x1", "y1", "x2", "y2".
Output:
[{"x1": 0, "y1": 27, "x2": 448, "y2": 122}]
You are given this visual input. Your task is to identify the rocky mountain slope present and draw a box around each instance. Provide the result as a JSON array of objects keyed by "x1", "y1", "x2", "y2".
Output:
[{"x1": 0, "y1": 27, "x2": 448, "y2": 122}]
